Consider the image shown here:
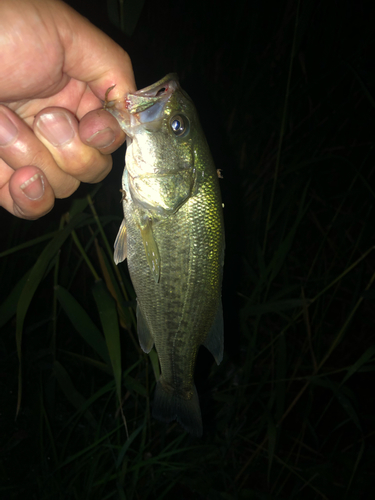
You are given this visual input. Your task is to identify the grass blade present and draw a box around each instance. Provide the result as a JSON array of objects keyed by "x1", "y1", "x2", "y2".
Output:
[
  {"x1": 92, "y1": 280, "x2": 123, "y2": 421},
  {"x1": 53, "y1": 360, "x2": 97, "y2": 428},
  {"x1": 16, "y1": 213, "x2": 88, "y2": 415},
  {"x1": 0, "y1": 269, "x2": 30, "y2": 329},
  {"x1": 55, "y1": 285, "x2": 111, "y2": 367}
]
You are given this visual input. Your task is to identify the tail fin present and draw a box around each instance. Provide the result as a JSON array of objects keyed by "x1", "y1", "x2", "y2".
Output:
[{"x1": 152, "y1": 380, "x2": 203, "y2": 437}]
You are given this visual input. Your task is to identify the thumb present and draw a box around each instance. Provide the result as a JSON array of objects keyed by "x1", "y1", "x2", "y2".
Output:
[{"x1": 56, "y1": 2, "x2": 136, "y2": 102}]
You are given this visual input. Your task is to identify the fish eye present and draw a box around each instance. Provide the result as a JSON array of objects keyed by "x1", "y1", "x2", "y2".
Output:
[{"x1": 170, "y1": 114, "x2": 189, "y2": 137}]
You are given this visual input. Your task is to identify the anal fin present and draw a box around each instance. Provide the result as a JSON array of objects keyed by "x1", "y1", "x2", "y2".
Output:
[{"x1": 203, "y1": 301, "x2": 224, "y2": 365}]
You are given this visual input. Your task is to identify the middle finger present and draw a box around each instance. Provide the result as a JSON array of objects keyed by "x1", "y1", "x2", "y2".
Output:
[
  {"x1": 0, "y1": 104, "x2": 79, "y2": 199},
  {"x1": 34, "y1": 107, "x2": 113, "y2": 184}
]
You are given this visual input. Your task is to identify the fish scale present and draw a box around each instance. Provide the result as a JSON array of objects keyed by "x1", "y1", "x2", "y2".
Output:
[{"x1": 107, "y1": 74, "x2": 224, "y2": 436}]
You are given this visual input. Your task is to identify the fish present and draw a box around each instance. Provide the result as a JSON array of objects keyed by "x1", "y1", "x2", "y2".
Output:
[{"x1": 106, "y1": 74, "x2": 225, "y2": 437}]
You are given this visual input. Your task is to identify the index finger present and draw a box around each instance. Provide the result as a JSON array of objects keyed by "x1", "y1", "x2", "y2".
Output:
[{"x1": 55, "y1": 1, "x2": 136, "y2": 104}]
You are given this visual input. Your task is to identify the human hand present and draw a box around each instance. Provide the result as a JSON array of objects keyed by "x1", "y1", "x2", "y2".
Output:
[{"x1": 0, "y1": 0, "x2": 136, "y2": 219}]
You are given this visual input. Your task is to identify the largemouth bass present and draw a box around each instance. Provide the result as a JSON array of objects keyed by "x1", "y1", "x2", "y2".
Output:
[{"x1": 107, "y1": 74, "x2": 224, "y2": 437}]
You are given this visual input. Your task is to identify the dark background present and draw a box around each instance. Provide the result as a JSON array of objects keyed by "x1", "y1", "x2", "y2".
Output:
[{"x1": 1, "y1": 0, "x2": 375, "y2": 498}]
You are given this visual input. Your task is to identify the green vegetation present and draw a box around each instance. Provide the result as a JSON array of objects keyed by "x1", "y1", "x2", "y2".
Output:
[{"x1": 1, "y1": 1, "x2": 374, "y2": 498}]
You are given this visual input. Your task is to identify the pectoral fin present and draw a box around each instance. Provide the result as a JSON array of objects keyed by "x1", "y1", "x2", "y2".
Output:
[
  {"x1": 203, "y1": 301, "x2": 224, "y2": 365},
  {"x1": 114, "y1": 219, "x2": 127, "y2": 265},
  {"x1": 137, "y1": 301, "x2": 154, "y2": 353},
  {"x1": 140, "y1": 219, "x2": 160, "y2": 283}
]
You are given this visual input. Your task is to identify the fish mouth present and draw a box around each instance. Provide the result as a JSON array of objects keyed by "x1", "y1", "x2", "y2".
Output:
[
  {"x1": 124, "y1": 74, "x2": 179, "y2": 135},
  {"x1": 126, "y1": 74, "x2": 179, "y2": 113}
]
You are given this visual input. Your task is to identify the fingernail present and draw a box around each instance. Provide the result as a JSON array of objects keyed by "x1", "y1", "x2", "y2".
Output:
[
  {"x1": 36, "y1": 111, "x2": 75, "y2": 147},
  {"x1": 86, "y1": 127, "x2": 116, "y2": 148},
  {"x1": 0, "y1": 112, "x2": 18, "y2": 146},
  {"x1": 20, "y1": 173, "x2": 45, "y2": 200}
]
